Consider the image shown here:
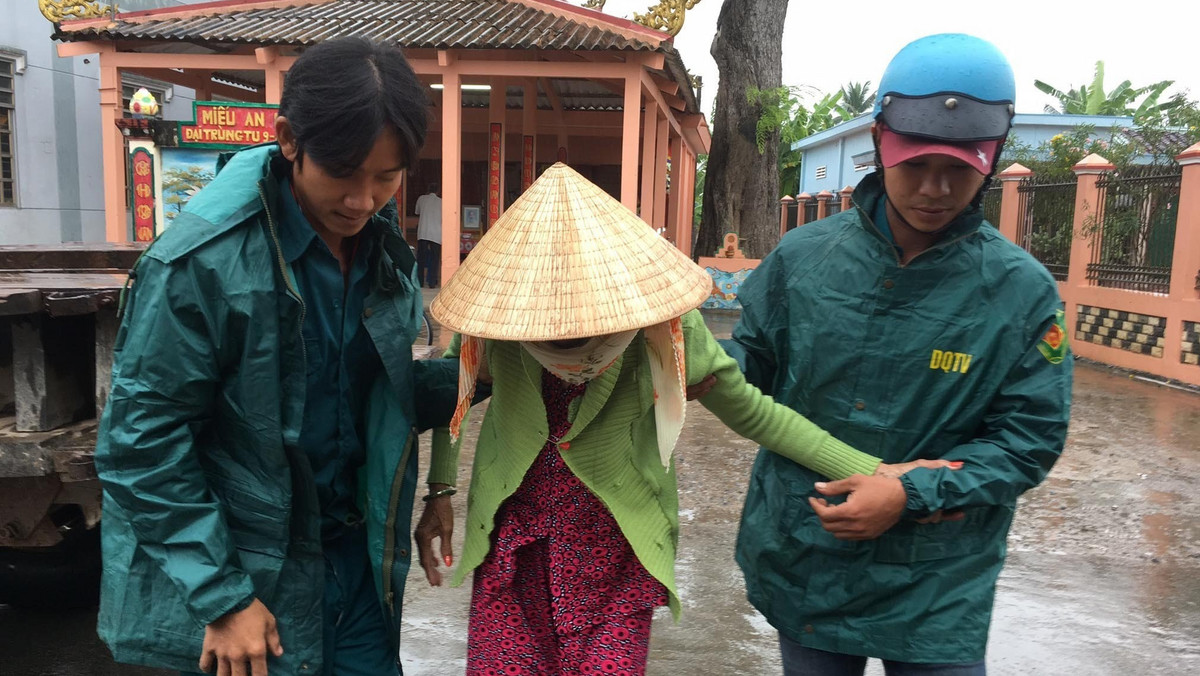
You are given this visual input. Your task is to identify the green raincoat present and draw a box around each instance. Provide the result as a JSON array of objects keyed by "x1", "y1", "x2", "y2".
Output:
[
  {"x1": 94, "y1": 145, "x2": 458, "y2": 674},
  {"x1": 727, "y1": 172, "x2": 1072, "y2": 663}
]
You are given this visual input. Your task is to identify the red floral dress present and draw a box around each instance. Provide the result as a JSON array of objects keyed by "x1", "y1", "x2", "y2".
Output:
[{"x1": 466, "y1": 370, "x2": 669, "y2": 675}]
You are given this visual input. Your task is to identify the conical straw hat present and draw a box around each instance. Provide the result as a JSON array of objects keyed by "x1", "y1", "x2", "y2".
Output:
[{"x1": 431, "y1": 163, "x2": 712, "y2": 341}]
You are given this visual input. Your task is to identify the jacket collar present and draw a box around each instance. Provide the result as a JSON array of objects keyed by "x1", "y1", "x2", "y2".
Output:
[{"x1": 277, "y1": 177, "x2": 317, "y2": 264}]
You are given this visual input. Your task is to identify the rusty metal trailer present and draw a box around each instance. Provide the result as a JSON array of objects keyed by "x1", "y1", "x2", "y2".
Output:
[{"x1": 0, "y1": 243, "x2": 143, "y2": 608}]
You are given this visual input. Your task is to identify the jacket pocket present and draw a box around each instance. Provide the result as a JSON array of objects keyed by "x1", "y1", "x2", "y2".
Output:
[
  {"x1": 206, "y1": 474, "x2": 289, "y2": 558},
  {"x1": 771, "y1": 462, "x2": 859, "y2": 555},
  {"x1": 873, "y1": 507, "x2": 992, "y2": 563}
]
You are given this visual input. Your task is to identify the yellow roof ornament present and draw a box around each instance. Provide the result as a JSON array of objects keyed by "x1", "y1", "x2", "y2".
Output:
[
  {"x1": 634, "y1": 0, "x2": 701, "y2": 37},
  {"x1": 39, "y1": 0, "x2": 115, "y2": 23}
]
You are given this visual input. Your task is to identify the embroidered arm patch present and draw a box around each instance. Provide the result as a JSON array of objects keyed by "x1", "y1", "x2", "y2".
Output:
[{"x1": 1036, "y1": 309, "x2": 1068, "y2": 364}]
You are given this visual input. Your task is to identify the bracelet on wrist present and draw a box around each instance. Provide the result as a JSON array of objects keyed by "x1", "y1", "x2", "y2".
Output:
[{"x1": 422, "y1": 486, "x2": 457, "y2": 502}]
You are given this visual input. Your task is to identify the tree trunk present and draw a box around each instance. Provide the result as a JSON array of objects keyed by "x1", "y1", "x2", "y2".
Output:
[{"x1": 696, "y1": 0, "x2": 789, "y2": 260}]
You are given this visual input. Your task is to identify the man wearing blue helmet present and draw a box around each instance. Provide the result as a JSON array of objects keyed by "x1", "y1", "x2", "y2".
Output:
[{"x1": 725, "y1": 34, "x2": 1073, "y2": 674}]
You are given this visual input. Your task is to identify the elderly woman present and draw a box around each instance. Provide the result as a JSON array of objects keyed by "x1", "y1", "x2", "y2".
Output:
[{"x1": 414, "y1": 164, "x2": 948, "y2": 675}]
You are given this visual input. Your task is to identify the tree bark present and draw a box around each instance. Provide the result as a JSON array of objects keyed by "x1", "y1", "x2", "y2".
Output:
[{"x1": 696, "y1": 0, "x2": 789, "y2": 260}]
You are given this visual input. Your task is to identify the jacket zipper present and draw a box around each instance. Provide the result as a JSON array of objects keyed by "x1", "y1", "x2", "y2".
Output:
[
  {"x1": 382, "y1": 431, "x2": 416, "y2": 615},
  {"x1": 258, "y1": 185, "x2": 307, "y2": 364}
]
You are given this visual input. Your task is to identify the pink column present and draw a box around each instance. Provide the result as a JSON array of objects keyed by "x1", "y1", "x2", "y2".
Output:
[
  {"x1": 639, "y1": 104, "x2": 657, "y2": 224},
  {"x1": 621, "y1": 73, "x2": 641, "y2": 211},
  {"x1": 678, "y1": 146, "x2": 695, "y2": 257},
  {"x1": 256, "y1": 47, "x2": 283, "y2": 104},
  {"x1": 816, "y1": 190, "x2": 833, "y2": 220},
  {"x1": 997, "y1": 163, "x2": 1033, "y2": 245},
  {"x1": 796, "y1": 193, "x2": 812, "y2": 225},
  {"x1": 1066, "y1": 154, "x2": 1115, "y2": 289},
  {"x1": 668, "y1": 131, "x2": 685, "y2": 247},
  {"x1": 779, "y1": 195, "x2": 794, "y2": 237},
  {"x1": 839, "y1": 185, "x2": 853, "y2": 212},
  {"x1": 440, "y1": 69, "x2": 463, "y2": 284},
  {"x1": 652, "y1": 117, "x2": 669, "y2": 230},
  {"x1": 98, "y1": 57, "x2": 126, "y2": 242},
  {"x1": 1170, "y1": 143, "x2": 1200, "y2": 301},
  {"x1": 1155, "y1": 143, "x2": 1200, "y2": 371}
]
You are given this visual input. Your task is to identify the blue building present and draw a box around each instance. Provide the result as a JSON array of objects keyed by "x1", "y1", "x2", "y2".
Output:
[
  {"x1": 792, "y1": 113, "x2": 1136, "y2": 196},
  {"x1": 0, "y1": 0, "x2": 201, "y2": 243}
]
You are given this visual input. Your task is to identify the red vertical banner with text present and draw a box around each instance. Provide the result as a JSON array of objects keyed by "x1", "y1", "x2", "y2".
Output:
[
  {"x1": 521, "y1": 135, "x2": 535, "y2": 191},
  {"x1": 130, "y1": 148, "x2": 157, "y2": 242},
  {"x1": 488, "y1": 123, "x2": 502, "y2": 227}
]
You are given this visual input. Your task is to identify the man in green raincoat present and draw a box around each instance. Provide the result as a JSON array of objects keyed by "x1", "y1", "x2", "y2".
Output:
[
  {"x1": 95, "y1": 38, "x2": 457, "y2": 676},
  {"x1": 725, "y1": 34, "x2": 1073, "y2": 674}
]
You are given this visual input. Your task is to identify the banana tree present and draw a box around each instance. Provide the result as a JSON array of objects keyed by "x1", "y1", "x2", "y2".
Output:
[
  {"x1": 1035, "y1": 61, "x2": 1181, "y2": 123},
  {"x1": 777, "y1": 90, "x2": 848, "y2": 197}
]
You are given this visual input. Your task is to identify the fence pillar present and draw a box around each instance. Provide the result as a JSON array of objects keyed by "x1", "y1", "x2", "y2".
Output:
[
  {"x1": 840, "y1": 185, "x2": 854, "y2": 212},
  {"x1": 1067, "y1": 154, "x2": 1115, "y2": 290},
  {"x1": 779, "y1": 195, "x2": 794, "y2": 237},
  {"x1": 797, "y1": 193, "x2": 812, "y2": 225},
  {"x1": 997, "y1": 163, "x2": 1033, "y2": 244},
  {"x1": 816, "y1": 190, "x2": 832, "y2": 220},
  {"x1": 1170, "y1": 143, "x2": 1200, "y2": 301}
]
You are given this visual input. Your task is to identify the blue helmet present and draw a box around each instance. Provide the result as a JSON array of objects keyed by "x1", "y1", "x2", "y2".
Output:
[{"x1": 874, "y1": 33, "x2": 1016, "y2": 142}]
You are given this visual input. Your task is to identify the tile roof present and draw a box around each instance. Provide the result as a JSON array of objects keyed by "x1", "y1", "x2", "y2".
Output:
[{"x1": 57, "y1": 0, "x2": 699, "y2": 112}]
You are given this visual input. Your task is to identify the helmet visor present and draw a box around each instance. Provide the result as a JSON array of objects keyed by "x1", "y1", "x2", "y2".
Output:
[{"x1": 878, "y1": 92, "x2": 1013, "y2": 142}]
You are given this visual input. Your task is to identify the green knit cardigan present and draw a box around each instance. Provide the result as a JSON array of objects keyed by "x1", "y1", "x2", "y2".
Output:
[{"x1": 429, "y1": 309, "x2": 880, "y2": 618}]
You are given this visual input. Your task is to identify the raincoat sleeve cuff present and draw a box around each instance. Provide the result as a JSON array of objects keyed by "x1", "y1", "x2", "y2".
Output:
[
  {"x1": 898, "y1": 473, "x2": 934, "y2": 518},
  {"x1": 427, "y1": 426, "x2": 460, "y2": 487},
  {"x1": 191, "y1": 575, "x2": 257, "y2": 628},
  {"x1": 814, "y1": 435, "x2": 882, "y2": 480}
]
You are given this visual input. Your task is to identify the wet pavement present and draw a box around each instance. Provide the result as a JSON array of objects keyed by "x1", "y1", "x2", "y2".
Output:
[{"x1": 3, "y1": 310, "x2": 1199, "y2": 675}]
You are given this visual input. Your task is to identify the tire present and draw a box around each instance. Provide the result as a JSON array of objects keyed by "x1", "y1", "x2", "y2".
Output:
[
  {"x1": 0, "y1": 507, "x2": 101, "y2": 610},
  {"x1": 415, "y1": 309, "x2": 434, "y2": 346}
]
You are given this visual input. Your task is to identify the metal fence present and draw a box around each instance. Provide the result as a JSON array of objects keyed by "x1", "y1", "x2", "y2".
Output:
[
  {"x1": 780, "y1": 199, "x2": 800, "y2": 233},
  {"x1": 1088, "y1": 166, "x2": 1182, "y2": 294},
  {"x1": 1016, "y1": 173, "x2": 1076, "y2": 281},
  {"x1": 826, "y1": 197, "x2": 842, "y2": 216},
  {"x1": 804, "y1": 199, "x2": 818, "y2": 224},
  {"x1": 981, "y1": 184, "x2": 1002, "y2": 227}
]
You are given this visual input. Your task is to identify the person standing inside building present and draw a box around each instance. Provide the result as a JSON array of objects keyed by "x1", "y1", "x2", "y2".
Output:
[{"x1": 415, "y1": 186, "x2": 442, "y2": 288}]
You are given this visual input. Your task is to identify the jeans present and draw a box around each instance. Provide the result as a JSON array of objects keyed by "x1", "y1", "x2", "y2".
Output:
[
  {"x1": 780, "y1": 633, "x2": 986, "y2": 676},
  {"x1": 416, "y1": 239, "x2": 441, "y2": 288}
]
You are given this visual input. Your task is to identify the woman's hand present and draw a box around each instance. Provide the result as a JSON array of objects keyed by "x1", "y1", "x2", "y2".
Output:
[
  {"x1": 873, "y1": 459, "x2": 966, "y2": 525},
  {"x1": 873, "y1": 458, "x2": 962, "y2": 478},
  {"x1": 415, "y1": 483, "x2": 455, "y2": 587}
]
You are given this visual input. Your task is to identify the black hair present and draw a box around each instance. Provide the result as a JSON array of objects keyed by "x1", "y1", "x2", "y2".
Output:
[{"x1": 280, "y1": 37, "x2": 429, "y2": 177}]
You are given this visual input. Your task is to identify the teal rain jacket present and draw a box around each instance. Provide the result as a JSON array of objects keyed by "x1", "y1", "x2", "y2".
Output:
[
  {"x1": 94, "y1": 145, "x2": 458, "y2": 674},
  {"x1": 726, "y1": 172, "x2": 1072, "y2": 663}
]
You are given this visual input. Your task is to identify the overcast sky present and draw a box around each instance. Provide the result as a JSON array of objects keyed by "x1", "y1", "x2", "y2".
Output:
[{"x1": 601, "y1": 0, "x2": 1199, "y2": 118}]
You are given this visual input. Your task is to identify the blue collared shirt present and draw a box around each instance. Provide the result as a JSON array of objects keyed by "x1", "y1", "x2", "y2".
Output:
[{"x1": 279, "y1": 179, "x2": 381, "y2": 540}]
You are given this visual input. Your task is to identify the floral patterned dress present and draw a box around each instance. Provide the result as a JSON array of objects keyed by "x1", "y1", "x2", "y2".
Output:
[{"x1": 466, "y1": 370, "x2": 669, "y2": 675}]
